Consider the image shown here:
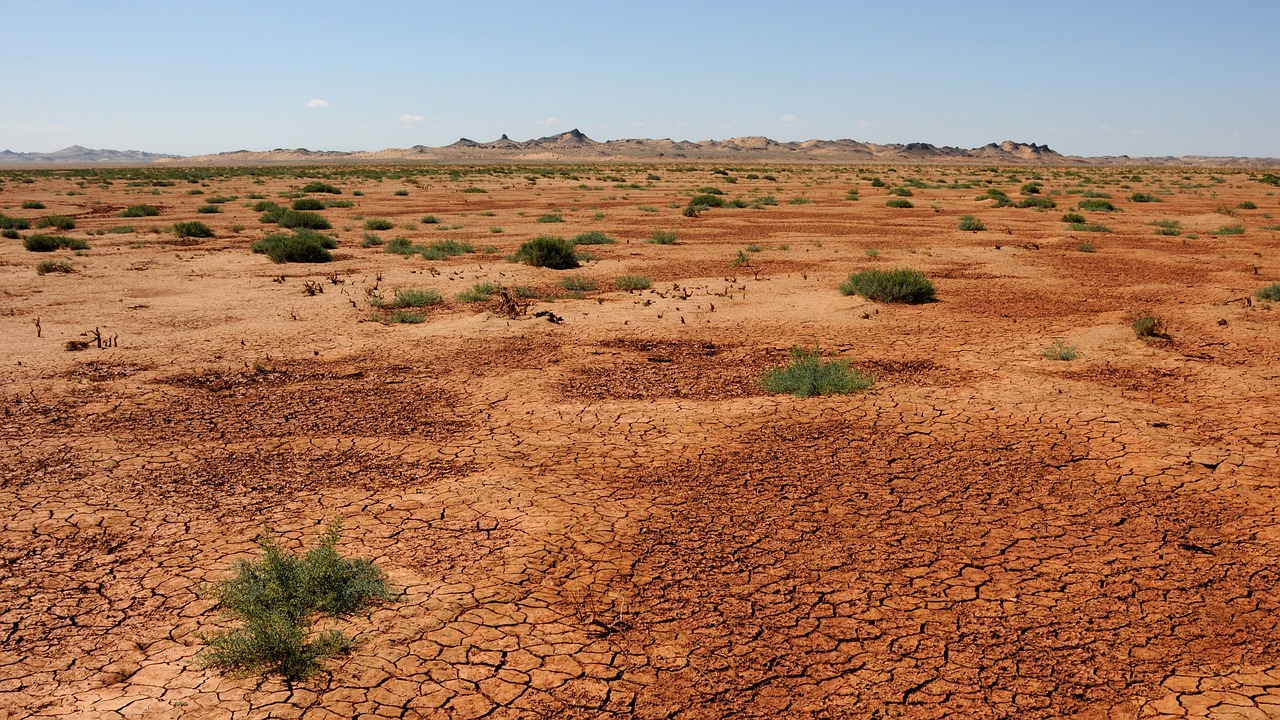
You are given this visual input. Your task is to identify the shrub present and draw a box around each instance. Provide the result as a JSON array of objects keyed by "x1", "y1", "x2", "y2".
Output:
[
  {"x1": 1061, "y1": 212, "x2": 1086, "y2": 224},
  {"x1": 1078, "y1": 199, "x2": 1117, "y2": 212},
  {"x1": 536, "y1": 213, "x2": 564, "y2": 223},
  {"x1": 253, "y1": 200, "x2": 282, "y2": 213},
  {"x1": 688, "y1": 194, "x2": 725, "y2": 209},
  {"x1": 250, "y1": 229, "x2": 336, "y2": 263},
  {"x1": 1151, "y1": 219, "x2": 1182, "y2": 236},
  {"x1": 421, "y1": 215, "x2": 439, "y2": 224},
  {"x1": 120, "y1": 204, "x2": 160, "y2": 218},
  {"x1": 363, "y1": 218, "x2": 394, "y2": 231},
  {"x1": 21, "y1": 200, "x2": 45, "y2": 209},
  {"x1": 1041, "y1": 341, "x2": 1078, "y2": 361},
  {"x1": 457, "y1": 281, "x2": 500, "y2": 302},
  {"x1": 384, "y1": 237, "x2": 421, "y2": 256},
  {"x1": 461, "y1": 187, "x2": 487, "y2": 193},
  {"x1": 174, "y1": 221, "x2": 215, "y2": 238},
  {"x1": 615, "y1": 274, "x2": 651, "y2": 291},
  {"x1": 885, "y1": 198, "x2": 914, "y2": 209},
  {"x1": 108, "y1": 225, "x2": 135, "y2": 234},
  {"x1": 838, "y1": 268, "x2": 935, "y2": 303},
  {"x1": 0, "y1": 214, "x2": 31, "y2": 230},
  {"x1": 1130, "y1": 192, "x2": 1161, "y2": 203},
  {"x1": 36, "y1": 215, "x2": 76, "y2": 230},
  {"x1": 845, "y1": 190, "x2": 860, "y2": 201},
  {"x1": 1019, "y1": 182, "x2": 1042, "y2": 195},
  {"x1": 24, "y1": 234, "x2": 88, "y2": 251},
  {"x1": 199, "y1": 523, "x2": 391, "y2": 681},
  {"x1": 1, "y1": 229, "x2": 18, "y2": 239},
  {"x1": 1132, "y1": 314, "x2": 1165, "y2": 339},
  {"x1": 1213, "y1": 224, "x2": 1245, "y2": 235},
  {"x1": 35, "y1": 259, "x2": 73, "y2": 275},
  {"x1": 386, "y1": 288, "x2": 442, "y2": 308},
  {"x1": 420, "y1": 239, "x2": 474, "y2": 260},
  {"x1": 888, "y1": 187, "x2": 913, "y2": 197},
  {"x1": 1256, "y1": 283, "x2": 1280, "y2": 301},
  {"x1": 761, "y1": 347, "x2": 874, "y2": 397},
  {"x1": 512, "y1": 236, "x2": 578, "y2": 269},
  {"x1": 301, "y1": 181, "x2": 342, "y2": 194},
  {"x1": 1237, "y1": 201, "x2": 1258, "y2": 210},
  {"x1": 291, "y1": 198, "x2": 326, "y2": 211},
  {"x1": 647, "y1": 230, "x2": 678, "y2": 245},
  {"x1": 572, "y1": 231, "x2": 616, "y2": 245},
  {"x1": 976, "y1": 188, "x2": 1012, "y2": 207},
  {"x1": 869, "y1": 178, "x2": 887, "y2": 188},
  {"x1": 1017, "y1": 196, "x2": 1056, "y2": 209},
  {"x1": 394, "y1": 189, "x2": 409, "y2": 197},
  {"x1": 559, "y1": 274, "x2": 597, "y2": 292},
  {"x1": 1067, "y1": 222, "x2": 1111, "y2": 233},
  {"x1": 1077, "y1": 243, "x2": 1096, "y2": 253},
  {"x1": 957, "y1": 215, "x2": 985, "y2": 231},
  {"x1": 197, "y1": 204, "x2": 221, "y2": 214}
]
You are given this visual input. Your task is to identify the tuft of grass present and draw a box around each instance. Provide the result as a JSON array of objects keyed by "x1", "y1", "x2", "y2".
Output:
[
  {"x1": 1255, "y1": 283, "x2": 1280, "y2": 301},
  {"x1": 761, "y1": 347, "x2": 874, "y2": 397},
  {"x1": 35, "y1": 259, "x2": 73, "y2": 275},
  {"x1": 1213, "y1": 224, "x2": 1245, "y2": 235},
  {"x1": 394, "y1": 189, "x2": 409, "y2": 197},
  {"x1": 1017, "y1": 196, "x2": 1056, "y2": 209},
  {"x1": 1130, "y1": 192, "x2": 1161, "y2": 203},
  {"x1": 36, "y1": 215, "x2": 76, "y2": 230},
  {"x1": 572, "y1": 231, "x2": 616, "y2": 245},
  {"x1": 199, "y1": 522, "x2": 391, "y2": 682},
  {"x1": 108, "y1": 225, "x2": 135, "y2": 234},
  {"x1": 845, "y1": 190, "x2": 860, "y2": 201},
  {"x1": 976, "y1": 188, "x2": 1012, "y2": 207},
  {"x1": 511, "y1": 235, "x2": 579, "y2": 269},
  {"x1": 382, "y1": 310, "x2": 425, "y2": 323},
  {"x1": 536, "y1": 213, "x2": 564, "y2": 223},
  {"x1": 1041, "y1": 341, "x2": 1078, "y2": 361},
  {"x1": 1151, "y1": 219, "x2": 1182, "y2": 236},
  {"x1": 457, "y1": 281, "x2": 500, "y2": 302},
  {"x1": 263, "y1": 208, "x2": 331, "y2": 230},
  {"x1": 21, "y1": 233, "x2": 88, "y2": 251},
  {"x1": 360, "y1": 233, "x2": 383, "y2": 248},
  {"x1": 291, "y1": 198, "x2": 326, "y2": 211},
  {"x1": 647, "y1": 230, "x2": 678, "y2": 245},
  {"x1": 1237, "y1": 201, "x2": 1258, "y2": 210},
  {"x1": 885, "y1": 198, "x2": 914, "y2": 209},
  {"x1": 174, "y1": 221, "x2": 215, "y2": 238},
  {"x1": 615, "y1": 274, "x2": 651, "y2": 291},
  {"x1": 461, "y1": 187, "x2": 487, "y2": 193},
  {"x1": 839, "y1": 268, "x2": 934, "y2": 304},
  {"x1": 21, "y1": 200, "x2": 46, "y2": 209},
  {"x1": 1077, "y1": 243, "x2": 1096, "y2": 253},
  {"x1": 119, "y1": 204, "x2": 160, "y2": 218},
  {"x1": 559, "y1": 274, "x2": 597, "y2": 292},
  {"x1": 1132, "y1": 314, "x2": 1165, "y2": 340},
  {"x1": 385, "y1": 288, "x2": 442, "y2": 308},
  {"x1": 363, "y1": 218, "x2": 394, "y2": 231},
  {"x1": 420, "y1": 239, "x2": 474, "y2": 260},
  {"x1": 1067, "y1": 222, "x2": 1111, "y2": 233},
  {"x1": 250, "y1": 229, "x2": 336, "y2": 263},
  {"x1": 421, "y1": 215, "x2": 440, "y2": 224},
  {"x1": 197, "y1": 204, "x2": 221, "y2": 214},
  {"x1": 1078, "y1": 199, "x2": 1117, "y2": 212},
  {"x1": 957, "y1": 215, "x2": 985, "y2": 231},
  {"x1": 0, "y1": 229, "x2": 17, "y2": 239},
  {"x1": 301, "y1": 181, "x2": 342, "y2": 194},
  {"x1": 0, "y1": 214, "x2": 31, "y2": 230}
]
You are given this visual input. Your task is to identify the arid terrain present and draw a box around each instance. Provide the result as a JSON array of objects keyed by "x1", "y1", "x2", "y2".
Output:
[{"x1": 2, "y1": 162, "x2": 1279, "y2": 719}]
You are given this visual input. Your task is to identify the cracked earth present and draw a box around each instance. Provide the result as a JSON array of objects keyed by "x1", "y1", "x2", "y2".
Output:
[{"x1": 1, "y1": 165, "x2": 1278, "y2": 718}]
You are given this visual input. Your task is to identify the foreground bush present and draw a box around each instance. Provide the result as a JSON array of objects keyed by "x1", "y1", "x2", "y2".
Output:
[
  {"x1": 200, "y1": 522, "x2": 392, "y2": 681},
  {"x1": 24, "y1": 234, "x2": 87, "y2": 252},
  {"x1": 250, "y1": 229, "x2": 336, "y2": 263},
  {"x1": 1255, "y1": 283, "x2": 1280, "y2": 301},
  {"x1": 839, "y1": 268, "x2": 935, "y2": 304},
  {"x1": 119, "y1": 204, "x2": 160, "y2": 218},
  {"x1": 174, "y1": 221, "x2": 215, "y2": 238},
  {"x1": 761, "y1": 347, "x2": 874, "y2": 397},
  {"x1": 511, "y1": 236, "x2": 579, "y2": 269}
]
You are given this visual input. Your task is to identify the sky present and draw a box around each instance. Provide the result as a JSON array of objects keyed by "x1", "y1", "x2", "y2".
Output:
[{"x1": 2, "y1": 0, "x2": 1277, "y2": 158}]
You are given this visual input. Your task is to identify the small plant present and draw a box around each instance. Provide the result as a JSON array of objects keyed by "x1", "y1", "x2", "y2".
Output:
[
  {"x1": 976, "y1": 188, "x2": 1012, "y2": 207},
  {"x1": 35, "y1": 259, "x2": 73, "y2": 275},
  {"x1": 1130, "y1": 192, "x2": 1161, "y2": 203},
  {"x1": 174, "y1": 221, "x2": 215, "y2": 238},
  {"x1": 461, "y1": 187, "x2": 487, "y2": 193},
  {"x1": 864, "y1": 248, "x2": 879, "y2": 258},
  {"x1": 250, "y1": 229, "x2": 336, "y2": 263},
  {"x1": 360, "y1": 234, "x2": 383, "y2": 248},
  {"x1": 839, "y1": 268, "x2": 934, "y2": 304},
  {"x1": 108, "y1": 225, "x2": 135, "y2": 234},
  {"x1": 559, "y1": 274, "x2": 597, "y2": 292},
  {"x1": 21, "y1": 200, "x2": 45, "y2": 209},
  {"x1": 761, "y1": 347, "x2": 874, "y2": 397},
  {"x1": 394, "y1": 189, "x2": 409, "y2": 196},
  {"x1": 301, "y1": 181, "x2": 342, "y2": 194},
  {"x1": 615, "y1": 274, "x2": 651, "y2": 291},
  {"x1": 536, "y1": 213, "x2": 564, "y2": 223},
  {"x1": 291, "y1": 198, "x2": 326, "y2": 211},
  {"x1": 421, "y1": 215, "x2": 439, "y2": 224},
  {"x1": 1016, "y1": 196, "x2": 1056, "y2": 209},
  {"x1": 511, "y1": 235, "x2": 579, "y2": 269},
  {"x1": 385, "y1": 288, "x2": 443, "y2": 308},
  {"x1": 1067, "y1": 222, "x2": 1112, "y2": 233},
  {"x1": 1019, "y1": 182, "x2": 1042, "y2": 195},
  {"x1": 1076, "y1": 243, "x2": 1095, "y2": 253},
  {"x1": 1256, "y1": 283, "x2": 1280, "y2": 301},
  {"x1": 1078, "y1": 199, "x2": 1117, "y2": 212},
  {"x1": 1213, "y1": 224, "x2": 1245, "y2": 235},
  {"x1": 845, "y1": 190, "x2": 860, "y2": 201},
  {"x1": 420, "y1": 239, "x2": 474, "y2": 260},
  {"x1": 382, "y1": 310, "x2": 425, "y2": 323},
  {"x1": 364, "y1": 218, "x2": 394, "y2": 231},
  {"x1": 572, "y1": 231, "x2": 616, "y2": 245},
  {"x1": 1151, "y1": 219, "x2": 1182, "y2": 236},
  {"x1": 1237, "y1": 201, "x2": 1258, "y2": 210},
  {"x1": 887, "y1": 187, "x2": 913, "y2": 197},
  {"x1": 1, "y1": 229, "x2": 18, "y2": 239},
  {"x1": 647, "y1": 230, "x2": 679, "y2": 245},
  {"x1": 958, "y1": 215, "x2": 985, "y2": 231},
  {"x1": 457, "y1": 281, "x2": 500, "y2": 302},
  {"x1": 1060, "y1": 212, "x2": 1086, "y2": 224},
  {"x1": 1041, "y1": 341, "x2": 1078, "y2": 361},
  {"x1": 200, "y1": 523, "x2": 390, "y2": 681},
  {"x1": 120, "y1": 204, "x2": 160, "y2": 218},
  {"x1": 870, "y1": 177, "x2": 887, "y2": 188},
  {"x1": 197, "y1": 204, "x2": 221, "y2": 214},
  {"x1": 21, "y1": 233, "x2": 89, "y2": 252},
  {"x1": 36, "y1": 215, "x2": 76, "y2": 230},
  {"x1": 1132, "y1": 314, "x2": 1166, "y2": 340},
  {"x1": 0, "y1": 214, "x2": 31, "y2": 230},
  {"x1": 885, "y1": 198, "x2": 914, "y2": 209}
]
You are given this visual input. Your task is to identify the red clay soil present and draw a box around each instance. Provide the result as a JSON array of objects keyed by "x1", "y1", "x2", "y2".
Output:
[{"x1": 1, "y1": 164, "x2": 1279, "y2": 718}]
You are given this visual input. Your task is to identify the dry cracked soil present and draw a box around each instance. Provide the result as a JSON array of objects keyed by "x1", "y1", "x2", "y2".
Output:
[{"x1": 1, "y1": 164, "x2": 1279, "y2": 719}]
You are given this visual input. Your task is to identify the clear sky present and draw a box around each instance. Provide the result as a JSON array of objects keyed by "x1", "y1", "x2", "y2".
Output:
[{"x1": 2, "y1": 0, "x2": 1277, "y2": 158}]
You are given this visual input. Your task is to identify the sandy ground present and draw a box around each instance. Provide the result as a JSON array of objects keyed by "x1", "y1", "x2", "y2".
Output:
[{"x1": 1, "y1": 164, "x2": 1279, "y2": 719}]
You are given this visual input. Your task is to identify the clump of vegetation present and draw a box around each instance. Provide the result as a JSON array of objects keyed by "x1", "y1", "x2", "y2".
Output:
[
  {"x1": 23, "y1": 234, "x2": 88, "y2": 252},
  {"x1": 261, "y1": 206, "x2": 332, "y2": 230},
  {"x1": 1132, "y1": 314, "x2": 1166, "y2": 340},
  {"x1": 363, "y1": 218, "x2": 394, "y2": 231},
  {"x1": 197, "y1": 204, "x2": 221, "y2": 214},
  {"x1": 36, "y1": 215, "x2": 76, "y2": 230},
  {"x1": 21, "y1": 200, "x2": 45, "y2": 209},
  {"x1": 845, "y1": 189, "x2": 860, "y2": 201},
  {"x1": 382, "y1": 310, "x2": 425, "y2": 323},
  {"x1": 1213, "y1": 224, "x2": 1245, "y2": 235},
  {"x1": 291, "y1": 198, "x2": 326, "y2": 211},
  {"x1": 174, "y1": 221, "x2": 215, "y2": 238},
  {"x1": 1077, "y1": 243, "x2": 1096, "y2": 253},
  {"x1": 119, "y1": 204, "x2": 160, "y2": 218},
  {"x1": 301, "y1": 181, "x2": 342, "y2": 194},
  {"x1": 511, "y1": 236, "x2": 579, "y2": 269},
  {"x1": 199, "y1": 522, "x2": 392, "y2": 681},
  {"x1": 536, "y1": 213, "x2": 564, "y2": 223},
  {"x1": 35, "y1": 259, "x2": 73, "y2": 275},
  {"x1": 1130, "y1": 192, "x2": 1161, "y2": 203},
  {"x1": 761, "y1": 347, "x2": 874, "y2": 397},
  {"x1": 885, "y1": 198, "x2": 914, "y2": 209},
  {"x1": 976, "y1": 188, "x2": 1012, "y2": 207},
  {"x1": 1256, "y1": 283, "x2": 1280, "y2": 301},
  {"x1": 615, "y1": 274, "x2": 651, "y2": 291},
  {"x1": 572, "y1": 231, "x2": 616, "y2": 245},
  {"x1": 957, "y1": 215, "x2": 985, "y2": 231},
  {"x1": 1078, "y1": 199, "x2": 1117, "y2": 212},
  {"x1": 250, "y1": 229, "x2": 336, "y2": 263},
  {"x1": 1019, "y1": 182, "x2": 1042, "y2": 195},
  {"x1": 647, "y1": 230, "x2": 678, "y2": 245},
  {"x1": 2, "y1": 229, "x2": 20, "y2": 239},
  {"x1": 0, "y1": 214, "x2": 31, "y2": 231},
  {"x1": 420, "y1": 239, "x2": 474, "y2": 260},
  {"x1": 887, "y1": 187, "x2": 913, "y2": 197},
  {"x1": 1017, "y1": 196, "x2": 1056, "y2": 209},
  {"x1": 457, "y1": 281, "x2": 500, "y2": 302},
  {"x1": 1237, "y1": 201, "x2": 1258, "y2": 210},
  {"x1": 1067, "y1": 222, "x2": 1112, "y2": 233},
  {"x1": 461, "y1": 187, "x2": 487, "y2": 193},
  {"x1": 421, "y1": 215, "x2": 440, "y2": 224},
  {"x1": 1151, "y1": 219, "x2": 1182, "y2": 236},
  {"x1": 1061, "y1": 212, "x2": 1086, "y2": 224},
  {"x1": 839, "y1": 268, "x2": 935, "y2": 304},
  {"x1": 559, "y1": 274, "x2": 597, "y2": 292},
  {"x1": 1041, "y1": 341, "x2": 1079, "y2": 361},
  {"x1": 377, "y1": 288, "x2": 443, "y2": 308}
]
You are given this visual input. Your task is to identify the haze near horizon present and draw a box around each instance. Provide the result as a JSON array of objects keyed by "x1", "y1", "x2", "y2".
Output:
[{"x1": 2, "y1": 0, "x2": 1276, "y2": 158}]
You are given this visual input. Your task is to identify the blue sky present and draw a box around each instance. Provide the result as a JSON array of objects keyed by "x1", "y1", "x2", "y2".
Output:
[{"x1": 2, "y1": 0, "x2": 1277, "y2": 157}]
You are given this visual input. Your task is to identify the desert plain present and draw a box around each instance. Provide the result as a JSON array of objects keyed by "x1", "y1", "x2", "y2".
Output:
[{"x1": 1, "y1": 162, "x2": 1279, "y2": 719}]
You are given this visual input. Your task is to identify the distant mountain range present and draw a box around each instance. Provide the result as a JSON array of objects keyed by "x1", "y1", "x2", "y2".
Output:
[{"x1": 2, "y1": 133, "x2": 1277, "y2": 166}]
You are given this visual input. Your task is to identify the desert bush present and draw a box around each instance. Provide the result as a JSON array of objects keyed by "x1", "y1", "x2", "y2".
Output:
[
  {"x1": 420, "y1": 239, "x2": 474, "y2": 260},
  {"x1": 1237, "y1": 201, "x2": 1258, "y2": 210},
  {"x1": 1017, "y1": 196, "x2": 1056, "y2": 209},
  {"x1": 384, "y1": 237, "x2": 421, "y2": 256},
  {"x1": 0, "y1": 214, "x2": 31, "y2": 230},
  {"x1": 421, "y1": 215, "x2": 439, "y2": 224},
  {"x1": 461, "y1": 187, "x2": 487, "y2": 193},
  {"x1": 382, "y1": 310, "x2": 425, "y2": 323},
  {"x1": 885, "y1": 198, "x2": 914, "y2": 208},
  {"x1": 869, "y1": 177, "x2": 887, "y2": 188},
  {"x1": 845, "y1": 189, "x2": 860, "y2": 201},
  {"x1": 1151, "y1": 219, "x2": 1182, "y2": 235},
  {"x1": 839, "y1": 268, "x2": 935, "y2": 303},
  {"x1": 688, "y1": 194, "x2": 726, "y2": 209},
  {"x1": 957, "y1": 215, "x2": 985, "y2": 231},
  {"x1": 385, "y1": 288, "x2": 442, "y2": 308},
  {"x1": 1041, "y1": 341, "x2": 1079, "y2": 361},
  {"x1": 647, "y1": 230, "x2": 678, "y2": 245},
  {"x1": 35, "y1": 259, "x2": 73, "y2": 275},
  {"x1": 559, "y1": 274, "x2": 597, "y2": 292},
  {"x1": 24, "y1": 234, "x2": 88, "y2": 251},
  {"x1": 976, "y1": 188, "x2": 1012, "y2": 207},
  {"x1": 1067, "y1": 222, "x2": 1112, "y2": 233},
  {"x1": 761, "y1": 347, "x2": 874, "y2": 397},
  {"x1": 21, "y1": 200, "x2": 45, "y2": 209},
  {"x1": 174, "y1": 221, "x2": 215, "y2": 238},
  {"x1": 199, "y1": 523, "x2": 391, "y2": 681},
  {"x1": 512, "y1": 236, "x2": 579, "y2": 269},
  {"x1": 36, "y1": 215, "x2": 76, "y2": 230},
  {"x1": 108, "y1": 225, "x2": 135, "y2": 234},
  {"x1": 1061, "y1": 212, "x2": 1086, "y2": 224},
  {"x1": 253, "y1": 200, "x2": 281, "y2": 213},
  {"x1": 1077, "y1": 243, "x2": 1096, "y2": 253},
  {"x1": 615, "y1": 274, "x2": 651, "y2": 291},
  {"x1": 301, "y1": 181, "x2": 342, "y2": 194},
  {"x1": 250, "y1": 229, "x2": 336, "y2": 263},
  {"x1": 1132, "y1": 314, "x2": 1165, "y2": 339},
  {"x1": 457, "y1": 281, "x2": 500, "y2": 302},
  {"x1": 1130, "y1": 192, "x2": 1161, "y2": 203},
  {"x1": 536, "y1": 213, "x2": 564, "y2": 223},
  {"x1": 291, "y1": 198, "x2": 326, "y2": 211},
  {"x1": 197, "y1": 204, "x2": 221, "y2": 214},
  {"x1": 119, "y1": 204, "x2": 160, "y2": 218},
  {"x1": 363, "y1": 218, "x2": 394, "y2": 231},
  {"x1": 572, "y1": 231, "x2": 616, "y2": 245},
  {"x1": 1, "y1": 229, "x2": 18, "y2": 239},
  {"x1": 888, "y1": 187, "x2": 913, "y2": 197},
  {"x1": 1020, "y1": 182, "x2": 1042, "y2": 195},
  {"x1": 1078, "y1": 199, "x2": 1117, "y2": 212},
  {"x1": 1256, "y1": 283, "x2": 1280, "y2": 301},
  {"x1": 1213, "y1": 224, "x2": 1245, "y2": 235}
]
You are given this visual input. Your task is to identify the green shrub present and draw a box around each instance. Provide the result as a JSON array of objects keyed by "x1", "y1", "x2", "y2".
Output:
[
  {"x1": 1061, "y1": 212, "x2": 1086, "y2": 224},
  {"x1": 976, "y1": 188, "x2": 1012, "y2": 207},
  {"x1": 363, "y1": 218, "x2": 394, "y2": 231},
  {"x1": 250, "y1": 229, "x2": 336, "y2": 263},
  {"x1": 1, "y1": 229, "x2": 18, "y2": 239},
  {"x1": 957, "y1": 215, "x2": 985, "y2": 231},
  {"x1": 838, "y1": 268, "x2": 935, "y2": 303},
  {"x1": 120, "y1": 204, "x2": 160, "y2": 218},
  {"x1": 1237, "y1": 201, "x2": 1258, "y2": 210},
  {"x1": 761, "y1": 347, "x2": 874, "y2": 397},
  {"x1": 870, "y1": 178, "x2": 887, "y2": 188},
  {"x1": 845, "y1": 190, "x2": 860, "y2": 201},
  {"x1": 885, "y1": 198, "x2": 914, "y2": 209},
  {"x1": 888, "y1": 187, "x2": 913, "y2": 197},
  {"x1": 536, "y1": 213, "x2": 564, "y2": 223},
  {"x1": 197, "y1": 204, "x2": 221, "y2": 214},
  {"x1": 615, "y1": 274, "x2": 651, "y2": 291},
  {"x1": 1077, "y1": 243, "x2": 1096, "y2": 253},
  {"x1": 199, "y1": 523, "x2": 391, "y2": 681},
  {"x1": 383, "y1": 310, "x2": 425, "y2": 323},
  {"x1": 108, "y1": 225, "x2": 135, "y2": 234},
  {"x1": 24, "y1": 234, "x2": 88, "y2": 252},
  {"x1": 21, "y1": 200, "x2": 45, "y2": 209},
  {"x1": 1151, "y1": 219, "x2": 1182, "y2": 236},
  {"x1": 291, "y1": 198, "x2": 326, "y2": 211},
  {"x1": 0, "y1": 214, "x2": 31, "y2": 230},
  {"x1": 1213, "y1": 224, "x2": 1245, "y2": 235},
  {"x1": 301, "y1": 182, "x2": 342, "y2": 194},
  {"x1": 360, "y1": 234, "x2": 383, "y2": 248},
  {"x1": 386, "y1": 288, "x2": 442, "y2": 308},
  {"x1": 1256, "y1": 283, "x2": 1280, "y2": 301},
  {"x1": 36, "y1": 215, "x2": 76, "y2": 230},
  {"x1": 1130, "y1": 192, "x2": 1161, "y2": 203},
  {"x1": 1067, "y1": 222, "x2": 1111, "y2": 233},
  {"x1": 512, "y1": 236, "x2": 579, "y2": 269},
  {"x1": 559, "y1": 274, "x2": 597, "y2": 292},
  {"x1": 1132, "y1": 314, "x2": 1164, "y2": 339},
  {"x1": 174, "y1": 221, "x2": 215, "y2": 238},
  {"x1": 647, "y1": 230, "x2": 678, "y2": 245},
  {"x1": 1078, "y1": 199, "x2": 1117, "y2": 212},
  {"x1": 572, "y1": 231, "x2": 616, "y2": 245},
  {"x1": 457, "y1": 281, "x2": 500, "y2": 302},
  {"x1": 1017, "y1": 196, "x2": 1056, "y2": 209},
  {"x1": 688, "y1": 193, "x2": 726, "y2": 209},
  {"x1": 420, "y1": 239, "x2": 474, "y2": 260},
  {"x1": 384, "y1": 237, "x2": 421, "y2": 256},
  {"x1": 421, "y1": 215, "x2": 439, "y2": 224},
  {"x1": 1041, "y1": 341, "x2": 1078, "y2": 361},
  {"x1": 253, "y1": 200, "x2": 282, "y2": 213},
  {"x1": 35, "y1": 259, "x2": 73, "y2": 275},
  {"x1": 393, "y1": 189, "x2": 409, "y2": 197},
  {"x1": 1019, "y1": 182, "x2": 1042, "y2": 195},
  {"x1": 461, "y1": 187, "x2": 487, "y2": 193}
]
